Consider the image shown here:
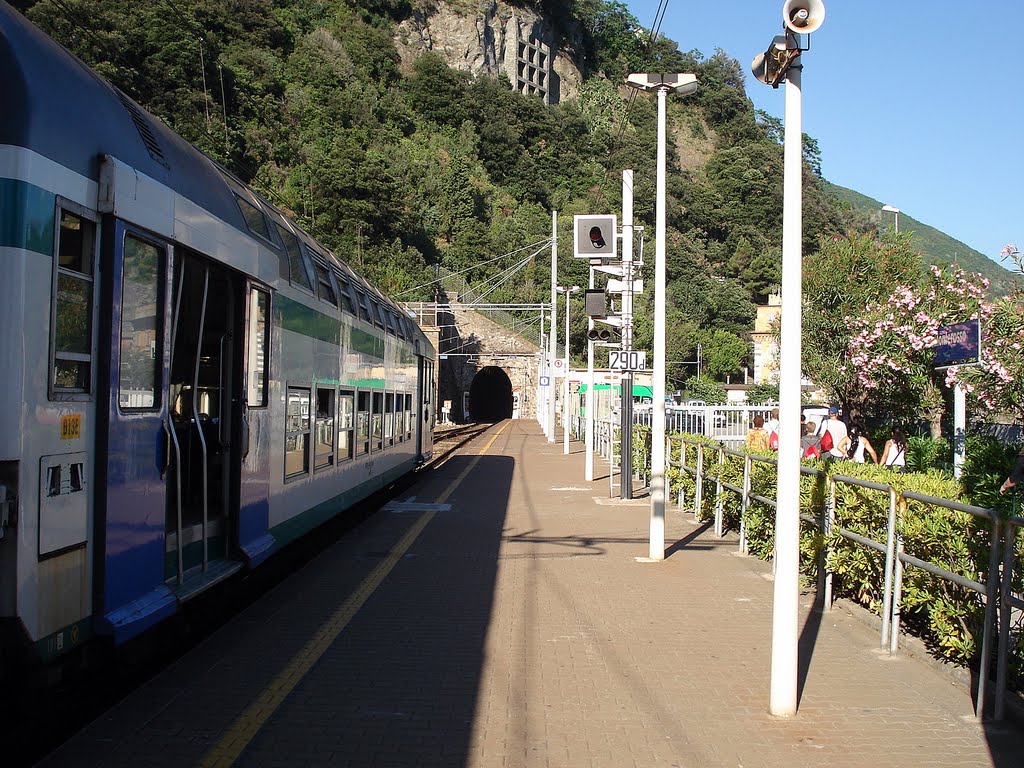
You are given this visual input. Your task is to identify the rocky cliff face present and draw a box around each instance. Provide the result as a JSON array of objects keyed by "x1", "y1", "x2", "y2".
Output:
[{"x1": 394, "y1": 1, "x2": 586, "y2": 104}]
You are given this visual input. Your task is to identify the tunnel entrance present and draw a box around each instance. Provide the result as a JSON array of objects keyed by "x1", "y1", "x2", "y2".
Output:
[{"x1": 469, "y1": 366, "x2": 513, "y2": 422}]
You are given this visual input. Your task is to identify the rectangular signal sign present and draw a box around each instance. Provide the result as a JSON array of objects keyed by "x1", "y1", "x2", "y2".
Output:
[
  {"x1": 573, "y1": 215, "x2": 617, "y2": 259},
  {"x1": 609, "y1": 350, "x2": 646, "y2": 371}
]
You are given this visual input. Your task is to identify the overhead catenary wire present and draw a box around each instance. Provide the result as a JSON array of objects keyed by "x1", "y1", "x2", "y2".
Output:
[{"x1": 394, "y1": 238, "x2": 552, "y2": 298}]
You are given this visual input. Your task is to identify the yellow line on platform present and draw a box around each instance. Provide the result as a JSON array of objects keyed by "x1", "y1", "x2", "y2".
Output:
[{"x1": 201, "y1": 420, "x2": 508, "y2": 767}]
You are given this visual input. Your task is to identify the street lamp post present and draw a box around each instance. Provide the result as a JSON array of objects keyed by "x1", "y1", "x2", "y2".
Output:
[
  {"x1": 626, "y1": 73, "x2": 698, "y2": 562},
  {"x1": 750, "y1": 0, "x2": 825, "y2": 718},
  {"x1": 882, "y1": 203, "x2": 900, "y2": 233},
  {"x1": 558, "y1": 285, "x2": 581, "y2": 454}
]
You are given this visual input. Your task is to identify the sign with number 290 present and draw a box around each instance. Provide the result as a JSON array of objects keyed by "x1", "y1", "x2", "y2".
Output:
[{"x1": 609, "y1": 350, "x2": 646, "y2": 371}]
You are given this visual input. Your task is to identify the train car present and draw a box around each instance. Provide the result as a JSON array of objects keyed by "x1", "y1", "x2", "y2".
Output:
[{"x1": 0, "y1": 4, "x2": 436, "y2": 675}]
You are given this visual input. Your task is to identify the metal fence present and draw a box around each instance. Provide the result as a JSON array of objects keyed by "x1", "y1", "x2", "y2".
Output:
[
  {"x1": 634, "y1": 405, "x2": 777, "y2": 448},
  {"x1": 656, "y1": 434, "x2": 1019, "y2": 722}
]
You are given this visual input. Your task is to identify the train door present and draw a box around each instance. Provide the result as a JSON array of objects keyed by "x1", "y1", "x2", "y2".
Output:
[
  {"x1": 98, "y1": 223, "x2": 173, "y2": 624},
  {"x1": 415, "y1": 354, "x2": 435, "y2": 462},
  {"x1": 164, "y1": 251, "x2": 245, "y2": 587}
]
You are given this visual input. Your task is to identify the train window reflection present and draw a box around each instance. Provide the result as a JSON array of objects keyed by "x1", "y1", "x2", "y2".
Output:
[
  {"x1": 372, "y1": 391, "x2": 384, "y2": 452},
  {"x1": 385, "y1": 392, "x2": 395, "y2": 447},
  {"x1": 338, "y1": 390, "x2": 354, "y2": 462},
  {"x1": 314, "y1": 388, "x2": 335, "y2": 470},
  {"x1": 356, "y1": 391, "x2": 370, "y2": 456},
  {"x1": 51, "y1": 208, "x2": 97, "y2": 395},
  {"x1": 246, "y1": 288, "x2": 269, "y2": 407},
  {"x1": 118, "y1": 235, "x2": 162, "y2": 410},
  {"x1": 285, "y1": 386, "x2": 310, "y2": 479}
]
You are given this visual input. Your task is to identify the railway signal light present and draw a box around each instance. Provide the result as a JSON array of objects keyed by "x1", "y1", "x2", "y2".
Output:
[
  {"x1": 573, "y1": 215, "x2": 616, "y2": 259},
  {"x1": 587, "y1": 327, "x2": 611, "y2": 342},
  {"x1": 584, "y1": 289, "x2": 607, "y2": 318}
]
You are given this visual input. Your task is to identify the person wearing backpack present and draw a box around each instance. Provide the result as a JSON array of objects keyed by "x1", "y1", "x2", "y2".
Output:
[
  {"x1": 766, "y1": 407, "x2": 780, "y2": 451},
  {"x1": 839, "y1": 424, "x2": 878, "y2": 464},
  {"x1": 816, "y1": 405, "x2": 848, "y2": 459},
  {"x1": 800, "y1": 421, "x2": 821, "y2": 460},
  {"x1": 745, "y1": 415, "x2": 771, "y2": 452}
]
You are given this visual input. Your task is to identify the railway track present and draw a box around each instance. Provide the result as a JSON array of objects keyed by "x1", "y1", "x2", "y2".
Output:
[{"x1": 428, "y1": 422, "x2": 495, "y2": 465}]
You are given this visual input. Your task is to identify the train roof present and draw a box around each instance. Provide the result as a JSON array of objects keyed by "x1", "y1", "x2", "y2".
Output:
[{"x1": 0, "y1": 4, "x2": 414, "y2": 323}]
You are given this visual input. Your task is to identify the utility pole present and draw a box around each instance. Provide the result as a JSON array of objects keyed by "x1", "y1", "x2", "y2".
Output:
[
  {"x1": 620, "y1": 170, "x2": 635, "y2": 499},
  {"x1": 548, "y1": 210, "x2": 557, "y2": 442}
]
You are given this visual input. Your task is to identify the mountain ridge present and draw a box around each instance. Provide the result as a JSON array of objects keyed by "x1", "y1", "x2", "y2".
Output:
[{"x1": 824, "y1": 181, "x2": 1015, "y2": 296}]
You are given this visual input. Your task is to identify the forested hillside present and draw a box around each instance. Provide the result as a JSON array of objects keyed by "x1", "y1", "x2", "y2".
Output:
[{"x1": 13, "y1": 0, "x2": 1005, "y2": 385}]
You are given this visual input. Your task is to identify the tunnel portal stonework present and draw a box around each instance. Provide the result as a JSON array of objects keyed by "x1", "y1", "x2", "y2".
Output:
[{"x1": 430, "y1": 294, "x2": 541, "y2": 423}]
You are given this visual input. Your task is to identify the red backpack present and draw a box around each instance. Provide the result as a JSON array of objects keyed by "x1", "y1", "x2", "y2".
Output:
[
  {"x1": 803, "y1": 443, "x2": 821, "y2": 460},
  {"x1": 769, "y1": 430, "x2": 779, "y2": 451},
  {"x1": 819, "y1": 429, "x2": 833, "y2": 453}
]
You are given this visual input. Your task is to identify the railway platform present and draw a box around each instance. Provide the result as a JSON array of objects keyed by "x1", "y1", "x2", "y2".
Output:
[{"x1": 38, "y1": 419, "x2": 1023, "y2": 767}]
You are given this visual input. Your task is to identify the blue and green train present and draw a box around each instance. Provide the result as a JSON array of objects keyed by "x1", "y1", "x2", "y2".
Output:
[{"x1": 0, "y1": 4, "x2": 436, "y2": 673}]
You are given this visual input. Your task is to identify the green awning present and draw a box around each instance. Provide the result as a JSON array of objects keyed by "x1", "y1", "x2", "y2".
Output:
[{"x1": 577, "y1": 384, "x2": 653, "y2": 397}]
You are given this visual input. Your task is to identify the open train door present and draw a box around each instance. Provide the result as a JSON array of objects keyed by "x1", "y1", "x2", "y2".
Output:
[
  {"x1": 162, "y1": 251, "x2": 246, "y2": 593},
  {"x1": 415, "y1": 347, "x2": 435, "y2": 463}
]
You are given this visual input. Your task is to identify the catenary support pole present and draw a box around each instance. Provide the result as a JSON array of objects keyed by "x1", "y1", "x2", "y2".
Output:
[
  {"x1": 621, "y1": 170, "x2": 634, "y2": 499},
  {"x1": 585, "y1": 266, "x2": 595, "y2": 481},
  {"x1": 548, "y1": 210, "x2": 557, "y2": 442}
]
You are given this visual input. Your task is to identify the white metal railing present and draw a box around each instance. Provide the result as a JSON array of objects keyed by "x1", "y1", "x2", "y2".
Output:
[{"x1": 633, "y1": 404, "x2": 776, "y2": 447}]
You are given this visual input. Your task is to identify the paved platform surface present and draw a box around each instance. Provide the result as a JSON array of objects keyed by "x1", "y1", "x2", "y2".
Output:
[{"x1": 40, "y1": 420, "x2": 1023, "y2": 767}]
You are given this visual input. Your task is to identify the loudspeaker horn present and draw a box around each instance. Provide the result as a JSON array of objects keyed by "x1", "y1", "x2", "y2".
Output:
[{"x1": 782, "y1": 0, "x2": 825, "y2": 35}]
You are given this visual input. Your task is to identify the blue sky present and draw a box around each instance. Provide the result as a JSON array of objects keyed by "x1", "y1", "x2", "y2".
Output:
[{"x1": 624, "y1": 0, "x2": 1023, "y2": 268}]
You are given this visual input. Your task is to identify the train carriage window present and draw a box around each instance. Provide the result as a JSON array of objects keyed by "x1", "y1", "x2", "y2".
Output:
[
  {"x1": 356, "y1": 291, "x2": 372, "y2": 324},
  {"x1": 245, "y1": 288, "x2": 270, "y2": 407},
  {"x1": 285, "y1": 387, "x2": 311, "y2": 479},
  {"x1": 405, "y1": 393, "x2": 413, "y2": 440},
  {"x1": 384, "y1": 311, "x2": 397, "y2": 337},
  {"x1": 314, "y1": 388, "x2": 335, "y2": 470},
  {"x1": 314, "y1": 264, "x2": 337, "y2": 306},
  {"x1": 395, "y1": 393, "x2": 405, "y2": 443},
  {"x1": 385, "y1": 392, "x2": 395, "y2": 447},
  {"x1": 371, "y1": 300, "x2": 386, "y2": 329},
  {"x1": 334, "y1": 275, "x2": 356, "y2": 315},
  {"x1": 235, "y1": 194, "x2": 272, "y2": 242},
  {"x1": 50, "y1": 207, "x2": 97, "y2": 396},
  {"x1": 275, "y1": 224, "x2": 313, "y2": 292},
  {"x1": 372, "y1": 392, "x2": 384, "y2": 452},
  {"x1": 118, "y1": 235, "x2": 164, "y2": 410},
  {"x1": 356, "y1": 391, "x2": 370, "y2": 456},
  {"x1": 338, "y1": 389, "x2": 354, "y2": 462}
]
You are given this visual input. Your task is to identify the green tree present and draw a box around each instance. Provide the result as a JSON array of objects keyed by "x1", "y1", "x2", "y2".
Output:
[{"x1": 695, "y1": 328, "x2": 748, "y2": 380}]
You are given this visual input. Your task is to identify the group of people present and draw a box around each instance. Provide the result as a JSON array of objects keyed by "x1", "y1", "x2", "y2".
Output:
[
  {"x1": 744, "y1": 405, "x2": 1024, "y2": 492},
  {"x1": 745, "y1": 405, "x2": 908, "y2": 469}
]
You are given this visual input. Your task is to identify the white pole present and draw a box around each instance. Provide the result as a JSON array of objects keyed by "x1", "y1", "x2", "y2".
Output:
[
  {"x1": 649, "y1": 86, "x2": 668, "y2": 561},
  {"x1": 621, "y1": 169, "x2": 635, "y2": 499},
  {"x1": 549, "y1": 211, "x2": 557, "y2": 442},
  {"x1": 563, "y1": 288, "x2": 572, "y2": 454},
  {"x1": 585, "y1": 267, "x2": 595, "y2": 481},
  {"x1": 770, "y1": 63, "x2": 802, "y2": 718},
  {"x1": 538, "y1": 308, "x2": 545, "y2": 430},
  {"x1": 953, "y1": 383, "x2": 966, "y2": 478}
]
